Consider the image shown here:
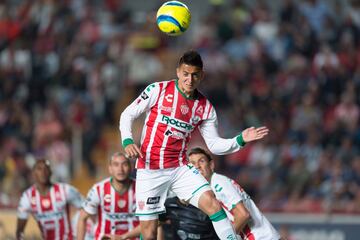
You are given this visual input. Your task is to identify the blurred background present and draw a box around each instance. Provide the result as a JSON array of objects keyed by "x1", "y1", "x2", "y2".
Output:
[{"x1": 0, "y1": 0, "x2": 359, "y2": 239}]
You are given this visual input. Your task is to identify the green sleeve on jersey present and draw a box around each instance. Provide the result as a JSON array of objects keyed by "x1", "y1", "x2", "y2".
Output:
[
  {"x1": 236, "y1": 133, "x2": 246, "y2": 147},
  {"x1": 122, "y1": 138, "x2": 134, "y2": 148}
]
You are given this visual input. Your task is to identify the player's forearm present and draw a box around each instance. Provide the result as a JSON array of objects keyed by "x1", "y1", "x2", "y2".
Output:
[
  {"x1": 233, "y1": 213, "x2": 250, "y2": 234},
  {"x1": 76, "y1": 215, "x2": 89, "y2": 240},
  {"x1": 16, "y1": 219, "x2": 27, "y2": 240}
]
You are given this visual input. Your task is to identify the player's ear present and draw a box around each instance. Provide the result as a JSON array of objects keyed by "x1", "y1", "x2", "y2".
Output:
[
  {"x1": 210, "y1": 160, "x2": 215, "y2": 171},
  {"x1": 176, "y1": 67, "x2": 181, "y2": 78}
]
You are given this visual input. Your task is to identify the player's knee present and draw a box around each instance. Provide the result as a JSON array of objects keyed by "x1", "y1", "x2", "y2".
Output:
[
  {"x1": 141, "y1": 230, "x2": 157, "y2": 240},
  {"x1": 141, "y1": 223, "x2": 157, "y2": 240}
]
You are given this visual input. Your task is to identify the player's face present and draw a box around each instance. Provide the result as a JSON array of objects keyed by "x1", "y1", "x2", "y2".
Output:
[
  {"x1": 32, "y1": 161, "x2": 51, "y2": 185},
  {"x1": 189, "y1": 153, "x2": 213, "y2": 181},
  {"x1": 109, "y1": 155, "x2": 131, "y2": 182},
  {"x1": 176, "y1": 64, "x2": 203, "y2": 96}
]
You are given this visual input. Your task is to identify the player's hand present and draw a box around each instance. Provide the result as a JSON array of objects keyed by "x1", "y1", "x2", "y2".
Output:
[
  {"x1": 101, "y1": 234, "x2": 126, "y2": 240},
  {"x1": 124, "y1": 144, "x2": 143, "y2": 159},
  {"x1": 241, "y1": 126, "x2": 269, "y2": 143}
]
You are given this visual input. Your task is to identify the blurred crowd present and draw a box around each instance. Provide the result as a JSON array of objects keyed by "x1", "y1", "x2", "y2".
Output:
[{"x1": 0, "y1": 0, "x2": 359, "y2": 214}]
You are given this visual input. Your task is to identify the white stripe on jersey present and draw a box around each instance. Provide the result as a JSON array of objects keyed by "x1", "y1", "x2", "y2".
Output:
[
  {"x1": 160, "y1": 84, "x2": 178, "y2": 168},
  {"x1": 35, "y1": 190, "x2": 42, "y2": 228},
  {"x1": 61, "y1": 185, "x2": 70, "y2": 238},
  {"x1": 145, "y1": 81, "x2": 168, "y2": 169}
]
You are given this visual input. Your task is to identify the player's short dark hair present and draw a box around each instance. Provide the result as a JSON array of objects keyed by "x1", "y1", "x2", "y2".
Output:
[
  {"x1": 188, "y1": 147, "x2": 212, "y2": 161},
  {"x1": 109, "y1": 152, "x2": 130, "y2": 165},
  {"x1": 32, "y1": 158, "x2": 51, "y2": 170},
  {"x1": 178, "y1": 50, "x2": 203, "y2": 69}
]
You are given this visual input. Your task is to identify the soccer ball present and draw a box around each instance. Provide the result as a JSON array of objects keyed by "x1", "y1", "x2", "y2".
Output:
[{"x1": 156, "y1": 1, "x2": 191, "y2": 36}]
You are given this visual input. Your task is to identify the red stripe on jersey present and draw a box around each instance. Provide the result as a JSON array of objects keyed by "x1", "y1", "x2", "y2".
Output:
[
  {"x1": 104, "y1": 182, "x2": 112, "y2": 237},
  {"x1": 243, "y1": 225, "x2": 255, "y2": 240}
]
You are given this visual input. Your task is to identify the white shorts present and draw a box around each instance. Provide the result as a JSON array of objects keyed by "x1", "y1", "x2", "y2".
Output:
[{"x1": 135, "y1": 164, "x2": 211, "y2": 220}]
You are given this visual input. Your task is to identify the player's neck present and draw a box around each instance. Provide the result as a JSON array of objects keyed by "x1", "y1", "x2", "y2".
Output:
[
  {"x1": 36, "y1": 182, "x2": 51, "y2": 195},
  {"x1": 110, "y1": 177, "x2": 131, "y2": 195}
]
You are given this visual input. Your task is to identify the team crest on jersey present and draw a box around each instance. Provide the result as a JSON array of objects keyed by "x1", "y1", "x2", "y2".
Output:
[
  {"x1": 138, "y1": 201, "x2": 145, "y2": 210},
  {"x1": 196, "y1": 106, "x2": 204, "y2": 115},
  {"x1": 180, "y1": 104, "x2": 189, "y2": 115},
  {"x1": 117, "y1": 200, "x2": 126, "y2": 208},
  {"x1": 42, "y1": 199, "x2": 51, "y2": 208},
  {"x1": 104, "y1": 194, "x2": 112, "y2": 203}
]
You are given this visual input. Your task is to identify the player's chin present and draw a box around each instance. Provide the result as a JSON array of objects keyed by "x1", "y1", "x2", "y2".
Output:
[{"x1": 114, "y1": 175, "x2": 127, "y2": 182}]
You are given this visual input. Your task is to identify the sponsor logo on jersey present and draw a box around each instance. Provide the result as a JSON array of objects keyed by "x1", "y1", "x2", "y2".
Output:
[
  {"x1": 164, "y1": 129, "x2": 185, "y2": 139},
  {"x1": 180, "y1": 104, "x2": 189, "y2": 115},
  {"x1": 146, "y1": 196, "x2": 160, "y2": 204},
  {"x1": 31, "y1": 197, "x2": 36, "y2": 205},
  {"x1": 35, "y1": 211, "x2": 64, "y2": 220},
  {"x1": 106, "y1": 212, "x2": 136, "y2": 220},
  {"x1": 141, "y1": 91, "x2": 149, "y2": 100},
  {"x1": 160, "y1": 106, "x2": 173, "y2": 113},
  {"x1": 165, "y1": 94, "x2": 173, "y2": 103},
  {"x1": 117, "y1": 199, "x2": 126, "y2": 208},
  {"x1": 104, "y1": 194, "x2": 112, "y2": 203},
  {"x1": 160, "y1": 115, "x2": 193, "y2": 132},
  {"x1": 196, "y1": 106, "x2": 204, "y2": 115}
]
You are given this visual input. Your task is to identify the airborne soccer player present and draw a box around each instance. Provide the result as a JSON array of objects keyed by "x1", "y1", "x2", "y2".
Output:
[
  {"x1": 16, "y1": 159, "x2": 83, "y2": 240},
  {"x1": 119, "y1": 50, "x2": 269, "y2": 240}
]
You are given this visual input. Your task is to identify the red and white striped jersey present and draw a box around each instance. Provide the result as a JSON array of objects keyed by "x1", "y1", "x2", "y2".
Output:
[
  {"x1": 120, "y1": 80, "x2": 242, "y2": 169},
  {"x1": 83, "y1": 178, "x2": 139, "y2": 240},
  {"x1": 210, "y1": 173, "x2": 280, "y2": 240},
  {"x1": 17, "y1": 183, "x2": 83, "y2": 240}
]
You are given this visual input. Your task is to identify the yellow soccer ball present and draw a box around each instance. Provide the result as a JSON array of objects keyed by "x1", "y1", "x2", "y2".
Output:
[{"x1": 156, "y1": 1, "x2": 191, "y2": 36}]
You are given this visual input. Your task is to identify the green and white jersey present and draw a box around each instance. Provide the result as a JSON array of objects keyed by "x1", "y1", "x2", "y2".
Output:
[{"x1": 210, "y1": 173, "x2": 280, "y2": 240}]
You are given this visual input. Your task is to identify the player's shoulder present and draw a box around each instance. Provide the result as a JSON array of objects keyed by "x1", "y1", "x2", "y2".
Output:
[
  {"x1": 94, "y1": 177, "x2": 112, "y2": 188},
  {"x1": 21, "y1": 185, "x2": 36, "y2": 196},
  {"x1": 211, "y1": 173, "x2": 237, "y2": 189},
  {"x1": 211, "y1": 172, "x2": 231, "y2": 183}
]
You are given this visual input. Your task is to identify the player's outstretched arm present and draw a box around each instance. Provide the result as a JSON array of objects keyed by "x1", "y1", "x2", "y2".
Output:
[
  {"x1": 16, "y1": 218, "x2": 27, "y2": 240},
  {"x1": 241, "y1": 126, "x2": 269, "y2": 143}
]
